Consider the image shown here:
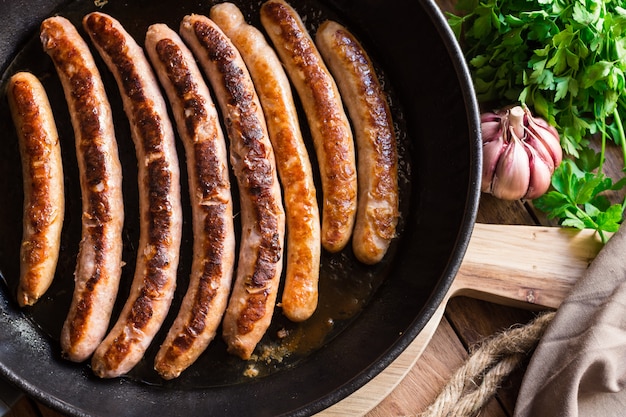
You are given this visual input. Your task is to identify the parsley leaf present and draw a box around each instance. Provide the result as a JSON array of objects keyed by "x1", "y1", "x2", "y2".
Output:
[{"x1": 448, "y1": 0, "x2": 626, "y2": 239}]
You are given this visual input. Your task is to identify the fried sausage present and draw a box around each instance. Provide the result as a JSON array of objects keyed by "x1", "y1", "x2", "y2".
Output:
[
  {"x1": 180, "y1": 14, "x2": 285, "y2": 360},
  {"x1": 316, "y1": 20, "x2": 399, "y2": 265},
  {"x1": 145, "y1": 23, "x2": 236, "y2": 379},
  {"x1": 40, "y1": 16, "x2": 126, "y2": 362},
  {"x1": 7, "y1": 72, "x2": 64, "y2": 308},
  {"x1": 83, "y1": 12, "x2": 183, "y2": 378},
  {"x1": 260, "y1": 0, "x2": 357, "y2": 253},
  {"x1": 210, "y1": 2, "x2": 320, "y2": 322}
]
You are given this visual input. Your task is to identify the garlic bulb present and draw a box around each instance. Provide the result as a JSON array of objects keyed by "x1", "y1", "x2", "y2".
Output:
[{"x1": 481, "y1": 105, "x2": 562, "y2": 200}]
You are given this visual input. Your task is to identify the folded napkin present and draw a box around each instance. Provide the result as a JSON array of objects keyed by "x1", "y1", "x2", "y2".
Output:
[{"x1": 514, "y1": 224, "x2": 626, "y2": 417}]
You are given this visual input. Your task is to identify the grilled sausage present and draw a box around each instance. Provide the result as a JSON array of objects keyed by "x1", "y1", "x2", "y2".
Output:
[
  {"x1": 260, "y1": 0, "x2": 357, "y2": 253},
  {"x1": 7, "y1": 72, "x2": 64, "y2": 308},
  {"x1": 180, "y1": 14, "x2": 285, "y2": 360},
  {"x1": 40, "y1": 16, "x2": 126, "y2": 362},
  {"x1": 210, "y1": 2, "x2": 320, "y2": 322},
  {"x1": 145, "y1": 23, "x2": 236, "y2": 379},
  {"x1": 316, "y1": 20, "x2": 399, "y2": 265},
  {"x1": 83, "y1": 12, "x2": 183, "y2": 378}
]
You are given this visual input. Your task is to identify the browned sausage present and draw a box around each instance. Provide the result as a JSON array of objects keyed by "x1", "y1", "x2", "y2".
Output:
[
  {"x1": 7, "y1": 72, "x2": 64, "y2": 308},
  {"x1": 260, "y1": 0, "x2": 357, "y2": 253},
  {"x1": 83, "y1": 11, "x2": 183, "y2": 378},
  {"x1": 210, "y1": 2, "x2": 320, "y2": 322},
  {"x1": 40, "y1": 16, "x2": 125, "y2": 362},
  {"x1": 180, "y1": 14, "x2": 285, "y2": 360},
  {"x1": 316, "y1": 20, "x2": 399, "y2": 265},
  {"x1": 145, "y1": 23, "x2": 236, "y2": 380}
]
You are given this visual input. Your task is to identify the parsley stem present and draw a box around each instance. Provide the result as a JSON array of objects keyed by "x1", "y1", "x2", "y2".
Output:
[
  {"x1": 571, "y1": 202, "x2": 606, "y2": 243},
  {"x1": 599, "y1": 117, "x2": 606, "y2": 174},
  {"x1": 613, "y1": 109, "x2": 626, "y2": 216},
  {"x1": 613, "y1": 109, "x2": 626, "y2": 171}
]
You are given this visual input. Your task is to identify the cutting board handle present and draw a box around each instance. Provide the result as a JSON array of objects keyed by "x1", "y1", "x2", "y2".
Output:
[{"x1": 454, "y1": 223, "x2": 605, "y2": 309}]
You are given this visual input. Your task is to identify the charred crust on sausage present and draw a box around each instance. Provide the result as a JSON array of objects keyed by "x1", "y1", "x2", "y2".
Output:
[
  {"x1": 190, "y1": 19, "x2": 282, "y2": 337},
  {"x1": 8, "y1": 76, "x2": 62, "y2": 304},
  {"x1": 9, "y1": 80, "x2": 57, "y2": 236},
  {"x1": 316, "y1": 20, "x2": 399, "y2": 263},
  {"x1": 42, "y1": 19, "x2": 114, "y2": 227},
  {"x1": 160, "y1": 205, "x2": 227, "y2": 359},
  {"x1": 154, "y1": 38, "x2": 209, "y2": 138},
  {"x1": 327, "y1": 28, "x2": 397, "y2": 220},
  {"x1": 260, "y1": 1, "x2": 356, "y2": 252},
  {"x1": 40, "y1": 17, "x2": 125, "y2": 357},
  {"x1": 84, "y1": 13, "x2": 180, "y2": 374},
  {"x1": 84, "y1": 15, "x2": 176, "y2": 284}
]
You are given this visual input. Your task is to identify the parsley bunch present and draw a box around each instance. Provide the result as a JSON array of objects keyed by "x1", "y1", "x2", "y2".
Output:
[{"x1": 448, "y1": 0, "x2": 626, "y2": 240}]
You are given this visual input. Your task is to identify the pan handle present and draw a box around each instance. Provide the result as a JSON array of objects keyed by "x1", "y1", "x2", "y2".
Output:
[{"x1": 0, "y1": 377, "x2": 23, "y2": 416}]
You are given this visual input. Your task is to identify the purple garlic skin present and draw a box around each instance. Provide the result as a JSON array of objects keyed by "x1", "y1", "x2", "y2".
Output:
[{"x1": 481, "y1": 105, "x2": 562, "y2": 200}]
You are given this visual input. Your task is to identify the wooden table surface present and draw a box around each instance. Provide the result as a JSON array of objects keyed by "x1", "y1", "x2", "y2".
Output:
[{"x1": 5, "y1": 1, "x2": 623, "y2": 416}]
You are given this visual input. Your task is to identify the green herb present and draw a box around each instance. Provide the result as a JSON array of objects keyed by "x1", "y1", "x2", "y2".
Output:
[
  {"x1": 447, "y1": 0, "x2": 626, "y2": 239},
  {"x1": 533, "y1": 160, "x2": 625, "y2": 243}
]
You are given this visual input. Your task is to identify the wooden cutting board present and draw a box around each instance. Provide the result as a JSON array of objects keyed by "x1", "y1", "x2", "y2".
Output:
[{"x1": 318, "y1": 223, "x2": 606, "y2": 416}]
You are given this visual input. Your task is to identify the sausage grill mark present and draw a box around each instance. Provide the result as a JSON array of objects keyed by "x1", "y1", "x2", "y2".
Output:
[
  {"x1": 42, "y1": 26, "x2": 112, "y2": 236},
  {"x1": 146, "y1": 22, "x2": 235, "y2": 378},
  {"x1": 10, "y1": 81, "x2": 56, "y2": 243},
  {"x1": 153, "y1": 40, "x2": 224, "y2": 340},
  {"x1": 152, "y1": 35, "x2": 229, "y2": 361},
  {"x1": 155, "y1": 39, "x2": 208, "y2": 139},
  {"x1": 316, "y1": 20, "x2": 399, "y2": 264},
  {"x1": 40, "y1": 16, "x2": 125, "y2": 362},
  {"x1": 180, "y1": 14, "x2": 285, "y2": 360},
  {"x1": 84, "y1": 12, "x2": 182, "y2": 378},
  {"x1": 84, "y1": 16, "x2": 175, "y2": 327},
  {"x1": 8, "y1": 72, "x2": 65, "y2": 308},
  {"x1": 191, "y1": 19, "x2": 282, "y2": 335}
]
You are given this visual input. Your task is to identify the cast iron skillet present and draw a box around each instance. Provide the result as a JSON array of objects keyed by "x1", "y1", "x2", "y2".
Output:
[{"x1": 0, "y1": 0, "x2": 481, "y2": 415}]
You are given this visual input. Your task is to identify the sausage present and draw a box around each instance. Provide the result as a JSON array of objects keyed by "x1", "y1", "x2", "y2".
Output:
[
  {"x1": 40, "y1": 16, "x2": 125, "y2": 362},
  {"x1": 7, "y1": 72, "x2": 64, "y2": 308},
  {"x1": 260, "y1": 0, "x2": 357, "y2": 253},
  {"x1": 144, "y1": 23, "x2": 236, "y2": 379},
  {"x1": 180, "y1": 14, "x2": 285, "y2": 360},
  {"x1": 83, "y1": 12, "x2": 183, "y2": 378},
  {"x1": 210, "y1": 3, "x2": 320, "y2": 322},
  {"x1": 316, "y1": 20, "x2": 399, "y2": 265}
]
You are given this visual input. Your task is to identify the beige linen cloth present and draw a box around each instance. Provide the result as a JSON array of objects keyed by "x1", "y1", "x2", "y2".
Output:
[{"x1": 514, "y1": 224, "x2": 626, "y2": 417}]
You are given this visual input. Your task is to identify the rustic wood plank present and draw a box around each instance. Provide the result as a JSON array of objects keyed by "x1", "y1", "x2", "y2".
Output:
[
  {"x1": 5, "y1": 396, "x2": 45, "y2": 417},
  {"x1": 476, "y1": 194, "x2": 537, "y2": 225},
  {"x1": 38, "y1": 402, "x2": 65, "y2": 417}
]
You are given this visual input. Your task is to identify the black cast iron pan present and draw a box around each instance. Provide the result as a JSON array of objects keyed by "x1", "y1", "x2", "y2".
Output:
[{"x1": 0, "y1": 0, "x2": 481, "y2": 415}]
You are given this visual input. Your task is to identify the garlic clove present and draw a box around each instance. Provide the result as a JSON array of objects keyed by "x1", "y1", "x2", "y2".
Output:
[
  {"x1": 523, "y1": 129, "x2": 555, "y2": 172},
  {"x1": 481, "y1": 120, "x2": 502, "y2": 144},
  {"x1": 524, "y1": 107, "x2": 563, "y2": 167},
  {"x1": 491, "y1": 129, "x2": 530, "y2": 200},
  {"x1": 523, "y1": 142, "x2": 553, "y2": 199},
  {"x1": 481, "y1": 112, "x2": 501, "y2": 123},
  {"x1": 481, "y1": 133, "x2": 505, "y2": 193}
]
